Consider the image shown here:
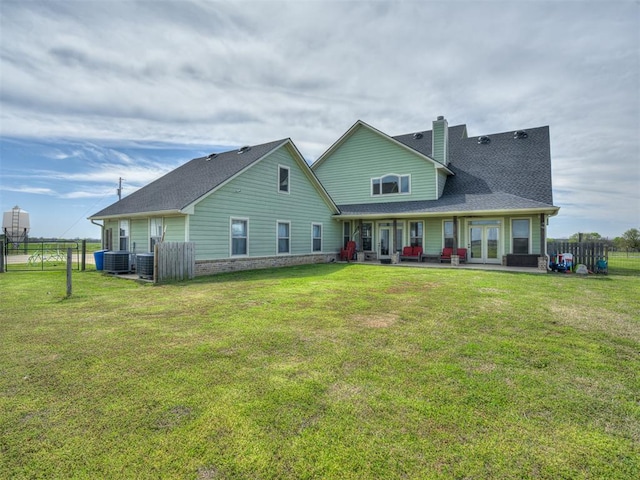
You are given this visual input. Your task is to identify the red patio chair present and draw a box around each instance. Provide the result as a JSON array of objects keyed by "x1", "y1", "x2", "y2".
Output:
[{"x1": 340, "y1": 241, "x2": 356, "y2": 262}]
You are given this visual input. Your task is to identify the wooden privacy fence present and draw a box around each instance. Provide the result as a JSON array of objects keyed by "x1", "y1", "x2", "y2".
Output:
[
  {"x1": 154, "y1": 242, "x2": 195, "y2": 283},
  {"x1": 547, "y1": 241, "x2": 607, "y2": 271}
]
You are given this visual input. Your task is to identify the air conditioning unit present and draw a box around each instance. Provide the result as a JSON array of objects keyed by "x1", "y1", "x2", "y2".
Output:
[
  {"x1": 136, "y1": 253, "x2": 154, "y2": 279},
  {"x1": 104, "y1": 251, "x2": 133, "y2": 274}
]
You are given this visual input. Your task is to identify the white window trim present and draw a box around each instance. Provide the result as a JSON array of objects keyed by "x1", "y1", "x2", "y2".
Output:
[
  {"x1": 409, "y1": 220, "x2": 424, "y2": 247},
  {"x1": 371, "y1": 173, "x2": 411, "y2": 196},
  {"x1": 311, "y1": 222, "x2": 323, "y2": 253},
  {"x1": 442, "y1": 219, "x2": 454, "y2": 249},
  {"x1": 230, "y1": 217, "x2": 249, "y2": 257},
  {"x1": 278, "y1": 164, "x2": 290, "y2": 194},
  {"x1": 276, "y1": 220, "x2": 291, "y2": 255},
  {"x1": 119, "y1": 219, "x2": 130, "y2": 251},
  {"x1": 149, "y1": 217, "x2": 163, "y2": 251},
  {"x1": 511, "y1": 217, "x2": 532, "y2": 254}
]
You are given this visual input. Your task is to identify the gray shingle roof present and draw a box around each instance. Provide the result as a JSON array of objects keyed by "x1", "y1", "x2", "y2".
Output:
[
  {"x1": 380, "y1": 123, "x2": 557, "y2": 215},
  {"x1": 338, "y1": 192, "x2": 555, "y2": 217},
  {"x1": 90, "y1": 139, "x2": 287, "y2": 218}
]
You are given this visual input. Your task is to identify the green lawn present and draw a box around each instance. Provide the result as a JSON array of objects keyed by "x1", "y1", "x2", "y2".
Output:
[{"x1": 1, "y1": 265, "x2": 638, "y2": 479}]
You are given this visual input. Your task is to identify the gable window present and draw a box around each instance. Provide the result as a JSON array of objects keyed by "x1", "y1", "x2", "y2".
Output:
[
  {"x1": 231, "y1": 218, "x2": 248, "y2": 256},
  {"x1": 410, "y1": 221, "x2": 423, "y2": 247},
  {"x1": 512, "y1": 219, "x2": 530, "y2": 254},
  {"x1": 150, "y1": 218, "x2": 163, "y2": 251},
  {"x1": 443, "y1": 221, "x2": 454, "y2": 249},
  {"x1": 277, "y1": 221, "x2": 290, "y2": 254},
  {"x1": 372, "y1": 174, "x2": 410, "y2": 196},
  {"x1": 278, "y1": 165, "x2": 290, "y2": 193},
  {"x1": 312, "y1": 223, "x2": 322, "y2": 252},
  {"x1": 361, "y1": 223, "x2": 373, "y2": 251},
  {"x1": 119, "y1": 220, "x2": 129, "y2": 251}
]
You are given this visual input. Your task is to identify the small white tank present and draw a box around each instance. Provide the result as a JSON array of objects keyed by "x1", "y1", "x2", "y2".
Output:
[{"x1": 2, "y1": 205, "x2": 30, "y2": 244}]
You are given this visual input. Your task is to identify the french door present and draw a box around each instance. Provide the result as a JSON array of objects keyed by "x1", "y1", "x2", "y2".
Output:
[
  {"x1": 378, "y1": 226, "x2": 391, "y2": 259},
  {"x1": 469, "y1": 225, "x2": 500, "y2": 264}
]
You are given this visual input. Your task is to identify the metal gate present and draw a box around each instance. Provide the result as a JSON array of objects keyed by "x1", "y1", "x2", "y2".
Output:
[{"x1": 2, "y1": 239, "x2": 81, "y2": 272}]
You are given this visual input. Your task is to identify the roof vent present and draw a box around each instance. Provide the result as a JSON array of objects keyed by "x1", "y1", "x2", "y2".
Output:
[
  {"x1": 206, "y1": 153, "x2": 217, "y2": 161},
  {"x1": 413, "y1": 132, "x2": 423, "y2": 139},
  {"x1": 237, "y1": 146, "x2": 251, "y2": 154},
  {"x1": 514, "y1": 130, "x2": 528, "y2": 139},
  {"x1": 478, "y1": 135, "x2": 491, "y2": 145}
]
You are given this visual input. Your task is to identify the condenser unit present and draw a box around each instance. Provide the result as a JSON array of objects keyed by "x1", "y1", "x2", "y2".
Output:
[
  {"x1": 136, "y1": 253, "x2": 154, "y2": 279},
  {"x1": 103, "y1": 251, "x2": 133, "y2": 274}
]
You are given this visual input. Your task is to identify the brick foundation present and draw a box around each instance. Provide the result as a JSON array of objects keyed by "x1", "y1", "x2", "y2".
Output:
[{"x1": 195, "y1": 253, "x2": 337, "y2": 276}]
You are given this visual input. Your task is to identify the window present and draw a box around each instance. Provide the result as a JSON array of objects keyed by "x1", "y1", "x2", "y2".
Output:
[
  {"x1": 361, "y1": 223, "x2": 372, "y2": 251},
  {"x1": 372, "y1": 174, "x2": 410, "y2": 195},
  {"x1": 512, "y1": 219, "x2": 530, "y2": 254},
  {"x1": 277, "y1": 221, "x2": 290, "y2": 254},
  {"x1": 443, "y1": 221, "x2": 454, "y2": 249},
  {"x1": 150, "y1": 218, "x2": 163, "y2": 251},
  {"x1": 312, "y1": 223, "x2": 322, "y2": 252},
  {"x1": 410, "y1": 221, "x2": 423, "y2": 247},
  {"x1": 343, "y1": 222, "x2": 351, "y2": 248},
  {"x1": 231, "y1": 218, "x2": 248, "y2": 256},
  {"x1": 119, "y1": 220, "x2": 129, "y2": 251},
  {"x1": 278, "y1": 166, "x2": 290, "y2": 193}
]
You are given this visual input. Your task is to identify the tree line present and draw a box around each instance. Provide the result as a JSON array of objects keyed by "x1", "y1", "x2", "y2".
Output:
[{"x1": 549, "y1": 228, "x2": 640, "y2": 251}]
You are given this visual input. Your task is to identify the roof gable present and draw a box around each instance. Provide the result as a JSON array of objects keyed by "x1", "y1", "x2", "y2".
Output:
[
  {"x1": 90, "y1": 139, "x2": 339, "y2": 219},
  {"x1": 311, "y1": 120, "x2": 453, "y2": 174}
]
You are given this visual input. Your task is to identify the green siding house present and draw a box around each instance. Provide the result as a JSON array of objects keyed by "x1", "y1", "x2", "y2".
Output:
[
  {"x1": 89, "y1": 139, "x2": 341, "y2": 275},
  {"x1": 90, "y1": 115, "x2": 559, "y2": 275},
  {"x1": 312, "y1": 117, "x2": 559, "y2": 266}
]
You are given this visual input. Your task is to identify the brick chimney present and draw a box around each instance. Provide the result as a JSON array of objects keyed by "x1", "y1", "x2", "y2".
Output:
[{"x1": 432, "y1": 115, "x2": 449, "y2": 165}]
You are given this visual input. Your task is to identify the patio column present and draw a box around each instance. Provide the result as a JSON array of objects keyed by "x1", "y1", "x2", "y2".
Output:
[
  {"x1": 452, "y1": 216, "x2": 458, "y2": 255},
  {"x1": 539, "y1": 213, "x2": 546, "y2": 255},
  {"x1": 392, "y1": 219, "x2": 397, "y2": 253},
  {"x1": 538, "y1": 213, "x2": 548, "y2": 271}
]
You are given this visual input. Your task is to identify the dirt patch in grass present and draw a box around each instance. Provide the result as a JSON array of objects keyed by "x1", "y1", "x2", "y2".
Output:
[
  {"x1": 154, "y1": 405, "x2": 193, "y2": 430},
  {"x1": 548, "y1": 304, "x2": 640, "y2": 340},
  {"x1": 350, "y1": 312, "x2": 399, "y2": 328}
]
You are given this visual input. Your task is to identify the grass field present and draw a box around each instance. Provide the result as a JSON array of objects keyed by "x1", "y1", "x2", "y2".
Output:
[{"x1": 1, "y1": 264, "x2": 638, "y2": 479}]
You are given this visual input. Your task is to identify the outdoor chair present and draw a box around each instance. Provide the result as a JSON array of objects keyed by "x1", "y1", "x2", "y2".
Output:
[
  {"x1": 595, "y1": 258, "x2": 608, "y2": 274},
  {"x1": 340, "y1": 241, "x2": 356, "y2": 262}
]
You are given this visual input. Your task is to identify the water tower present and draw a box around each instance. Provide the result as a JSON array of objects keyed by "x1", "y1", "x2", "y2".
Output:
[{"x1": 2, "y1": 205, "x2": 30, "y2": 247}]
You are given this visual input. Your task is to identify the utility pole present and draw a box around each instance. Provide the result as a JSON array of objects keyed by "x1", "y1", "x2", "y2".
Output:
[{"x1": 117, "y1": 177, "x2": 123, "y2": 201}]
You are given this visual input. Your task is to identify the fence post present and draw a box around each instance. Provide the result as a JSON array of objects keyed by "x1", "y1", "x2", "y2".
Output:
[
  {"x1": 0, "y1": 236, "x2": 4, "y2": 273},
  {"x1": 154, "y1": 243, "x2": 159, "y2": 284},
  {"x1": 81, "y1": 240, "x2": 86, "y2": 271},
  {"x1": 66, "y1": 248, "x2": 72, "y2": 297}
]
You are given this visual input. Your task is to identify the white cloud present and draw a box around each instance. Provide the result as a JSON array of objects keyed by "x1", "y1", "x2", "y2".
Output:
[{"x1": 1, "y1": 0, "x2": 638, "y2": 238}]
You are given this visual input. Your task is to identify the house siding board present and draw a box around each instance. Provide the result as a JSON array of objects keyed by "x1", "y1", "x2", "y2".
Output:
[
  {"x1": 432, "y1": 121, "x2": 446, "y2": 164},
  {"x1": 130, "y1": 218, "x2": 147, "y2": 253},
  {"x1": 190, "y1": 146, "x2": 341, "y2": 261},
  {"x1": 437, "y1": 170, "x2": 447, "y2": 198},
  {"x1": 164, "y1": 216, "x2": 187, "y2": 243},
  {"x1": 424, "y1": 218, "x2": 443, "y2": 255},
  {"x1": 314, "y1": 126, "x2": 437, "y2": 205}
]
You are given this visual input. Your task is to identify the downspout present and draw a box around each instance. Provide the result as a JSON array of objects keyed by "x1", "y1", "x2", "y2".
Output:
[
  {"x1": 91, "y1": 219, "x2": 105, "y2": 249},
  {"x1": 541, "y1": 213, "x2": 551, "y2": 271}
]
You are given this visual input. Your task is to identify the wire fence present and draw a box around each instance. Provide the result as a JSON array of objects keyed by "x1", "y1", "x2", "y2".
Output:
[
  {"x1": 2, "y1": 240, "x2": 83, "y2": 271},
  {"x1": 607, "y1": 251, "x2": 640, "y2": 276},
  {"x1": 547, "y1": 241, "x2": 639, "y2": 276}
]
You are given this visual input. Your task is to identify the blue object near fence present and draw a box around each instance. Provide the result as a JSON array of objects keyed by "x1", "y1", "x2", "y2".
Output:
[{"x1": 93, "y1": 250, "x2": 107, "y2": 271}]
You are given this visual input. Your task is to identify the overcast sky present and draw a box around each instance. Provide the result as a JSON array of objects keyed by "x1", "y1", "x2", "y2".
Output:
[{"x1": 1, "y1": 0, "x2": 638, "y2": 239}]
